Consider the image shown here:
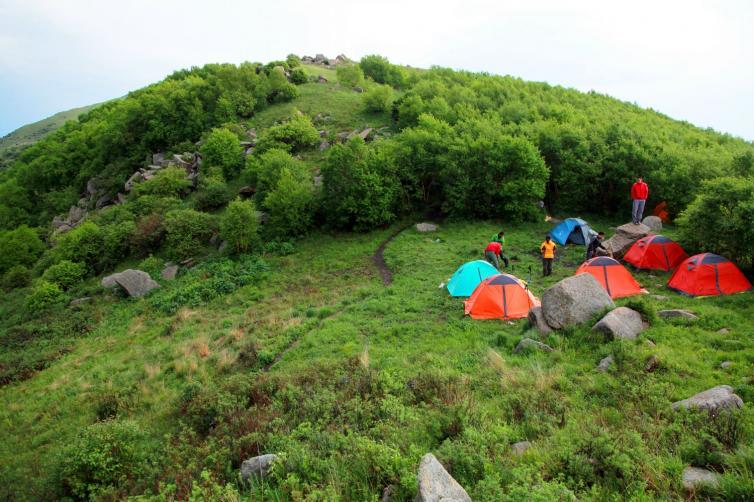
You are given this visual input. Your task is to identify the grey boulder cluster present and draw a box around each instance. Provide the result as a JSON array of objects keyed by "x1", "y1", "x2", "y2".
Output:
[
  {"x1": 603, "y1": 222, "x2": 652, "y2": 258},
  {"x1": 301, "y1": 53, "x2": 350, "y2": 66},
  {"x1": 124, "y1": 151, "x2": 201, "y2": 192}
]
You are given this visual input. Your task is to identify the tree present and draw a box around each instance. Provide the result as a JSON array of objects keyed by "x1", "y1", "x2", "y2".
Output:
[
  {"x1": 219, "y1": 199, "x2": 259, "y2": 254},
  {"x1": 266, "y1": 66, "x2": 299, "y2": 103},
  {"x1": 336, "y1": 64, "x2": 364, "y2": 88},
  {"x1": 244, "y1": 149, "x2": 309, "y2": 199},
  {"x1": 263, "y1": 168, "x2": 315, "y2": 236},
  {"x1": 164, "y1": 209, "x2": 216, "y2": 260},
  {"x1": 199, "y1": 128, "x2": 244, "y2": 179},
  {"x1": 255, "y1": 114, "x2": 319, "y2": 154},
  {"x1": 363, "y1": 84, "x2": 394, "y2": 113},
  {"x1": 0, "y1": 225, "x2": 45, "y2": 274}
]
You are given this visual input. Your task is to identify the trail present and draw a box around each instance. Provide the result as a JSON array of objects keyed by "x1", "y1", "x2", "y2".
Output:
[{"x1": 372, "y1": 225, "x2": 410, "y2": 285}]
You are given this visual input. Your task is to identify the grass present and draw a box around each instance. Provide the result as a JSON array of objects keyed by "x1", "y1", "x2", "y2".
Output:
[{"x1": 1, "y1": 217, "x2": 752, "y2": 500}]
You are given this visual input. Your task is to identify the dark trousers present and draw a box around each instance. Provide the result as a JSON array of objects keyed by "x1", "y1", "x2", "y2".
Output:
[
  {"x1": 542, "y1": 258, "x2": 553, "y2": 276},
  {"x1": 500, "y1": 253, "x2": 510, "y2": 268}
]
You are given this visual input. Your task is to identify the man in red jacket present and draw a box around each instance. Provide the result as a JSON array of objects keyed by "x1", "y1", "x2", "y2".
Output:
[{"x1": 630, "y1": 176, "x2": 649, "y2": 225}]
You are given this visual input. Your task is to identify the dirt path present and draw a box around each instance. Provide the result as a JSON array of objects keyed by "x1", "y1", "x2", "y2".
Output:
[{"x1": 373, "y1": 225, "x2": 410, "y2": 285}]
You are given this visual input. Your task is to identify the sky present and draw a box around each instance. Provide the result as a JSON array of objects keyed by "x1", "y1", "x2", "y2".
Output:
[{"x1": 1, "y1": 0, "x2": 753, "y2": 140}]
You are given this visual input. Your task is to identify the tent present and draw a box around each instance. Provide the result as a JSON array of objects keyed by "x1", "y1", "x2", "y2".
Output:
[
  {"x1": 550, "y1": 218, "x2": 596, "y2": 246},
  {"x1": 668, "y1": 253, "x2": 752, "y2": 297},
  {"x1": 624, "y1": 235, "x2": 688, "y2": 271},
  {"x1": 447, "y1": 260, "x2": 499, "y2": 297},
  {"x1": 464, "y1": 273, "x2": 540, "y2": 320},
  {"x1": 575, "y1": 256, "x2": 644, "y2": 298}
]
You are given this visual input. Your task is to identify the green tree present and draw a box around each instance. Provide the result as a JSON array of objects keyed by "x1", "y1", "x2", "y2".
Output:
[
  {"x1": 337, "y1": 64, "x2": 365, "y2": 88},
  {"x1": 255, "y1": 114, "x2": 319, "y2": 154},
  {"x1": 219, "y1": 199, "x2": 259, "y2": 254},
  {"x1": 0, "y1": 225, "x2": 45, "y2": 274},
  {"x1": 244, "y1": 149, "x2": 309, "y2": 199},
  {"x1": 164, "y1": 209, "x2": 216, "y2": 260},
  {"x1": 266, "y1": 66, "x2": 299, "y2": 103},
  {"x1": 263, "y1": 168, "x2": 315, "y2": 236},
  {"x1": 42, "y1": 260, "x2": 87, "y2": 290},
  {"x1": 199, "y1": 128, "x2": 244, "y2": 179},
  {"x1": 363, "y1": 84, "x2": 394, "y2": 113}
]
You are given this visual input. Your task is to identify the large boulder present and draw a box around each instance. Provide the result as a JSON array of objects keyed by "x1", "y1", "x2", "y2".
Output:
[
  {"x1": 672, "y1": 385, "x2": 743, "y2": 412},
  {"x1": 591, "y1": 307, "x2": 645, "y2": 340},
  {"x1": 541, "y1": 274, "x2": 615, "y2": 329},
  {"x1": 682, "y1": 467, "x2": 719, "y2": 491},
  {"x1": 415, "y1": 222, "x2": 438, "y2": 233},
  {"x1": 415, "y1": 453, "x2": 471, "y2": 502},
  {"x1": 240, "y1": 454, "x2": 278, "y2": 482},
  {"x1": 527, "y1": 306, "x2": 552, "y2": 334},
  {"x1": 101, "y1": 269, "x2": 159, "y2": 297},
  {"x1": 603, "y1": 223, "x2": 651, "y2": 258},
  {"x1": 642, "y1": 215, "x2": 662, "y2": 231}
]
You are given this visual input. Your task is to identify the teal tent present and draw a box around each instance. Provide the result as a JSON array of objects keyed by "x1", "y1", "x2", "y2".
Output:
[{"x1": 447, "y1": 260, "x2": 499, "y2": 297}]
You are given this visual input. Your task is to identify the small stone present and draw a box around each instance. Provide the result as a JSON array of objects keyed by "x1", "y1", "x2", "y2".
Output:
[
  {"x1": 161, "y1": 265, "x2": 178, "y2": 280},
  {"x1": 317, "y1": 75, "x2": 328, "y2": 83},
  {"x1": 415, "y1": 453, "x2": 471, "y2": 502},
  {"x1": 720, "y1": 361, "x2": 733, "y2": 369},
  {"x1": 415, "y1": 222, "x2": 438, "y2": 232},
  {"x1": 659, "y1": 309, "x2": 698, "y2": 320},
  {"x1": 596, "y1": 355, "x2": 614, "y2": 372},
  {"x1": 644, "y1": 355, "x2": 660, "y2": 372},
  {"x1": 642, "y1": 215, "x2": 663, "y2": 231},
  {"x1": 651, "y1": 295, "x2": 667, "y2": 301},
  {"x1": 717, "y1": 328, "x2": 730, "y2": 334},
  {"x1": 380, "y1": 484, "x2": 396, "y2": 502},
  {"x1": 240, "y1": 454, "x2": 278, "y2": 482},
  {"x1": 511, "y1": 441, "x2": 531, "y2": 456},
  {"x1": 672, "y1": 385, "x2": 743, "y2": 412},
  {"x1": 514, "y1": 338, "x2": 553, "y2": 354},
  {"x1": 682, "y1": 466, "x2": 719, "y2": 491}
]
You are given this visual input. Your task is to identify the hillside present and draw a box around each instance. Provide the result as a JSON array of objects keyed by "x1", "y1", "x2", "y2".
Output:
[{"x1": 0, "y1": 54, "x2": 753, "y2": 500}]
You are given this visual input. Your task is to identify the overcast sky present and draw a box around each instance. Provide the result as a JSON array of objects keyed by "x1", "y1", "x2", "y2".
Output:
[{"x1": 1, "y1": 0, "x2": 752, "y2": 140}]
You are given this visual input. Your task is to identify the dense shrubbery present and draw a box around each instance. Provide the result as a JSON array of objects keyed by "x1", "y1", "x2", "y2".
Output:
[
  {"x1": 360, "y1": 55, "x2": 408, "y2": 88},
  {"x1": 263, "y1": 168, "x2": 315, "y2": 236},
  {"x1": 42, "y1": 260, "x2": 86, "y2": 290},
  {"x1": 2, "y1": 264, "x2": 31, "y2": 289},
  {"x1": 244, "y1": 149, "x2": 308, "y2": 199},
  {"x1": 26, "y1": 280, "x2": 66, "y2": 311},
  {"x1": 219, "y1": 199, "x2": 259, "y2": 254},
  {"x1": 255, "y1": 114, "x2": 319, "y2": 153},
  {"x1": 132, "y1": 166, "x2": 191, "y2": 198},
  {"x1": 0, "y1": 225, "x2": 45, "y2": 274},
  {"x1": 199, "y1": 128, "x2": 244, "y2": 179},
  {"x1": 363, "y1": 84, "x2": 394, "y2": 112},
  {"x1": 164, "y1": 209, "x2": 216, "y2": 260},
  {"x1": 336, "y1": 64, "x2": 365, "y2": 88}
]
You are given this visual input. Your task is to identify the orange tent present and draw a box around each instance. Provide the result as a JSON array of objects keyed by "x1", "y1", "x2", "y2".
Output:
[
  {"x1": 464, "y1": 274, "x2": 540, "y2": 320},
  {"x1": 668, "y1": 253, "x2": 752, "y2": 296},
  {"x1": 653, "y1": 201, "x2": 669, "y2": 223},
  {"x1": 624, "y1": 235, "x2": 688, "y2": 271},
  {"x1": 575, "y1": 256, "x2": 644, "y2": 299}
]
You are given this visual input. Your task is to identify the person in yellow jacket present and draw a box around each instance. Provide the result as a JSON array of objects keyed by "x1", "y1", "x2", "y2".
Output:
[{"x1": 540, "y1": 234, "x2": 556, "y2": 277}]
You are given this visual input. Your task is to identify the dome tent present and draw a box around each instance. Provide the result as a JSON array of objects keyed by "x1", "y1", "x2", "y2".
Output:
[
  {"x1": 624, "y1": 235, "x2": 688, "y2": 271},
  {"x1": 464, "y1": 273, "x2": 539, "y2": 320},
  {"x1": 668, "y1": 253, "x2": 752, "y2": 297},
  {"x1": 447, "y1": 260, "x2": 499, "y2": 297},
  {"x1": 550, "y1": 218, "x2": 597, "y2": 246},
  {"x1": 575, "y1": 256, "x2": 644, "y2": 299}
]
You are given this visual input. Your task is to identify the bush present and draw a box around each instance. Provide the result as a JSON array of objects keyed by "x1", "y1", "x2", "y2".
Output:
[
  {"x1": 127, "y1": 195, "x2": 183, "y2": 218},
  {"x1": 359, "y1": 55, "x2": 407, "y2": 87},
  {"x1": 0, "y1": 225, "x2": 45, "y2": 274},
  {"x1": 337, "y1": 64, "x2": 365, "y2": 88},
  {"x1": 52, "y1": 221, "x2": 105, "y2": 274},
  {"x1": 244, "y1": 149, "x2": 309, "y2": 199},
  {"x1": 42, "y1": 260, "x2": 86, "y2": 290},
  {"x1": 200, "y1": 128, "x2": 244, "y2": 179},
  {"x1": 219, "y1": 199, "x2": 259, "y2": 254},
  {"x1": 266, "y1": 66, "x2": 299, "y2": 103},
  {"x1": 363, "y1": 84, "x2": 394, "y2": 112},
  {"x1": 255, "y1": 114, "x2": 319, "y2": 154},
  {"x1": 101, "y1": 221, "x2": 137, "y2": 270},
  {"x1": 263, "y1": 168, "x2": 315, "y2": 236},
  {"x1": 26, "y1": 280, "x2": 66, "y2": 311},
  {"x1": 2, "y1": 264, "x2": 31, "y2": 289},
  {"x1": 193, "y1": 181, "x2": 231, "y2": 211},
  {"x1": 132, "y1": 166, "x2": 191, "y2": 198},
  {"x1": 290, "y1": 67, "x2": 308, "y2": 85},
  {"x1": 57, "y1": 420, "x2": 150, "y2": 500},
  {"x1": 164, "y1": 209, "x2": 216, "y2": 260},
  {"x1": 137, "y1": 255, "x2": 164, "y2": 279},
  {"x1": 286, "y1": 54, "x2": 301, "y2": 68},
  {"x1": 132, "y1": 214, "x2": 166, "y2": 256}
]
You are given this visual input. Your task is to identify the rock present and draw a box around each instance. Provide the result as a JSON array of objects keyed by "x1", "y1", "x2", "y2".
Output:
[
  {"x1": 642, "y1": 215, "x2": 663, "y2": 231},
  {"x1": 238, "y1": 186, "x2": 256, "y2": 197},
  {"x1": 659, "y1": 309, "x2": 698, "y2": 321},
  {"x1": 672, "y1": 385, "x2": 743, "y2": 412},
  {"x1": 317, "y1": 75, "x2": 328, "y2": 83},
  {"x1": 240, "y1": 454, "x2": 278, "y2": 482},
  {"x1": 314, "y1": 53, "x2": 326, "y2": 63},
  {"x1": 380, "y1": 484, "x2": 396, "y2": 502},
  {"x1": 415, "y1": 222, "x2": 438, "y2": 232},
  {"x1": 354, "y1": 86, "x2": 364, "y2": 93},
  {"x1": 717, "y1": 328, "x2": 730, "y2": 334},
  {"x1": 318, "y1": 140, "x2": 330, "y2": 152},
  {"x1": 720, "y1": 361, "x2": 733, "y2": 369},
  {"x1": 358, "y1": 128, "x2": 374, "y2": 140},
  {"x1": 102, "y1": 269, "x2": 159, "y2": 297},
  {"x1": 592, "y1": 307, "x2": 645, "y2": 341},
  {"x1": 101, "y1": 273, "x2": 121, "y2": 288},
  {"x1": 651, "y1": 295, "x2": 667, "y2": 301},
  {"x1": 527, "y1": 306, "x2": 552, "y2": 334},
  {"x1": 644, "y1": 355, "x2": 660, "y2": 372},
  {"x1": 86, "y1": 178, "x2": 98, "y2": 196},
  {"x1": 541, "y1": 274, "x2": 615, "y2": 330},
  {"x1": 415, "y1": 453, "x2": 471, "y2": 502},
  {"x1": 514, "y1": 338, "x2": 553, "y2": 354},
  {"x1": 152, "y1": 152, "x2": 164, "y2": 165},
  {"x1": 336, "y1": 131, "x2": 350, "y2": 142},
  {"x1": 218, "y1": 241, "x2": 228, "y2": 254},
  {"x1": 124, "y1": 171, "x2": 143, "y2": 191},
  {"x1": 603, "y1": 223, "x2": 651, "y2": 258},
  {"x1": 511, "y1": 441, "x2": 531, "y2": 456},
  {"x1": 68, "y1": 205, "x2": 86, "y2": 225},
  {"x1": 682, "y1": 466, "x2": 719, "y2": 491},
  {"x1": 617, "y1": 222, "x2": 652, "y2": 239},
  {"x1": 69, "y1": 297, "x2": 92, "y2": 307},
  {"x1": 116, "y1": 193, "x2": 127, "y2": 204},
  {"x1": 95, "y1": 194, "x2": 112, "y2": 210},
  {"x1": 161, "y1": 264, "x2": 178, "y2": 280},
  {"x1": 52, "y1": 216, "x2": 66, "y2": 229},
  {"x1": 313, "y1": 175, "x2": 323, "y2": 187},
  {"x1": 596, "y1": 355, "x2": 614, "y2": 372}
]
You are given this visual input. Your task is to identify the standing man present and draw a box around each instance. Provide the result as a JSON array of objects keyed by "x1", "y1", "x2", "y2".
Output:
[
  {"x1": 631, "y1": 176, "x2": 649, "y2": 225},
  {"x1": 490, "y1": 230, "x2": 510, "y2": 268},
  {"x1": 540, "y1": 234, "x2": 556, "y2": 277}
]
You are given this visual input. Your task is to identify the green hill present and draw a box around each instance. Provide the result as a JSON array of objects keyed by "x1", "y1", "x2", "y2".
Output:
[{"x1": 0, "y1": 54, "x2": 753, "y2": 500}]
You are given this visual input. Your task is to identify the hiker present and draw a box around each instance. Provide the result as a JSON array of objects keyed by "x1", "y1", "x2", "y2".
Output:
[
  {"x1": 586, "y1": 231, "x2": 611, "y2": 260},
  {"x1": 540, "y1": 234, "x2": 556, "y2": 276},
  {"x1": 490, "y1": 231, "x2": 510, "y2": 268},
  {"x1": 484, "y1": 240, "x2": 504, "y2": 270},
  {"x1": 631, "y1": 176, "x2": 649, "y2": 224}
]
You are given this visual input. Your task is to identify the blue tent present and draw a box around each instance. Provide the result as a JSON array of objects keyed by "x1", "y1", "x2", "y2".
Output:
[
  {"x1": 447, "y1": 260, "x2": 499, "y2": 297},
  {"x1": 550, "y1": 218, "x2": 596, "y2": 246}
]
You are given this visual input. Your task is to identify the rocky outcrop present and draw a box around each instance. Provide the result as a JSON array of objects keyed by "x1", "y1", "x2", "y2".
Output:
[
  {"x1": 240, "y1": 454, "x2": 279, "y2": 482},
  {"x1": 642, "y1": 215, "x2": 662, "y2": 231},
  {"x1": 511, "y1": 441, "x2": 531, "y2": 456},
  {"x1": 415, "y1": 453, "x2": 471, "y2": 502},
  {"x1": 682, "y1": 466, "x2": 719, "y2": 491},
  {"x1": 527, "y1": 306, "x2": 552, "y2": 334},
  {"x1": 659, "y1": 309, "x2": 698, "y2": 321},
  {"x1": 514, "y1": 338, "x2": 553, "y2": 354},
  {"x1": 101, "y1": 269, "x2": 159, "y2": 297},
  {"x1": 592, "y1": 307, "x2": 646, "y2": 340},
  {"x1": 672, "y1": 385, "x2": 743, "y2": 412},
  {"x1": 604, "y1": 223, "x2": 651, "y2": 258},
  {"x1": 415, "y1": 222, "x2": 438, "y2": 232},
  {"x1": 541, "y1": 274, "x2": 615, "y2": 329}
]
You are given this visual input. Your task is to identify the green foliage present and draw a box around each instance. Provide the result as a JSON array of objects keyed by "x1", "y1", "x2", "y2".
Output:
[
  {"x1": 219, "y1": 199, "x2": 259, "y2": 254},
  {"x1": 132, "y1": 166, "x2": 191, "y2": 198},
  {"x1": 290, "y1": 67, "x2": 308, "y2": 85},
  {"x1": 193, "y1": 180, "x2": 232, "y2": 211},
  {"x1": 42, "y1": 260, "x2": 86, "y2": 290},
  {"x1": 132, "y1": 214, "x2": 166, "y2": 257},
  {"x1": 244, "y1": 148, "x2": 308, "y2": 199},
  {"x1": 51, "y1": 221, "x2": 105, "y2": 273},
  {"x1": 255, "y1": 114, "x2": 319, "y2": 154},
  {"x1": 0, "y1": 179, "x2": 32, "y2": 230},
  {"x1": 263, "y1": 168, "x2": 315, "y2": 236},
  {"x1": 127, "y1": 195, "x2": 183, "y2": 218},
  {"x1": 2, "y1": 264, "x2": 31, "y2": 290},
  {"x1": 362, "y1": 83, "x2": 394, "y2": 112},
  {"x1": 286, "y1": 54, "x2": 301, "y2": 68},
  {"x1": 678, "y1": 176, "x2": 754, "y2": 268},
  {"x1": 26, "y1": 280, "x2": 66, "y2": 311},
  {"x1": 336, "y1": 64, "x2": 365, "y2": 88},
  {"x1": 199, "y1": 128, "x2": 244, "y2": 179},
  {"x1": 164, "y1": 209, "x2": 216, "y2": 260},
  {"x1": 266, "y1": 66, "x2": 299, "y2": 103},
  {"x1": 0, "y1": 225, "x2": 45, "y2": 274},
  {"x1": 359, "y1": 55, "x2": 407, "y2": 88}
]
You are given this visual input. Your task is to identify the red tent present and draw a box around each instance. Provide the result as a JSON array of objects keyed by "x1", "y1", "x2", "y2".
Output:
[
  {"x1": 624, "y1": 235, "x2": 688, "y2": 271},
  {"x1": 464, "y1": 274, "x2": 539, "y2": 320},
  {"x1": 668, "y1": 253, "x2": 752, "y2": 296},
  {"x1": 575, "y1": 256, "x2": 644, "y2": 299}
]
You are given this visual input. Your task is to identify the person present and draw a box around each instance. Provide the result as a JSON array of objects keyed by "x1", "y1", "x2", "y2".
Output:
[
  {"x1": 631, "y1": 176, "x2": 649, "y2": 225},
  {"x1": 586, "y1": 231, "x2": 610, "y2": 260},
  {"x1": 540, "y1": 234, "x2": 556, "y2": 276},
  {"x1": 490, "y1": 231, "x2": 510, "y2": 268},
  {"x1": 484, "y1": 240, "x2": 503, "y2": 270}
]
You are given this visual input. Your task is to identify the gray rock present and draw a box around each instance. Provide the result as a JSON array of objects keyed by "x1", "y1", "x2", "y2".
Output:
[
  {"x1": 52, "y1": 216, "x2": 66, "y2": 229},
  {"x1": 354, "y1": 86, "x2": 364, "y2": 93},
  {"x1": 161, "y1": 265, "x2": 178, "y2": 280},
  {"x1": 603, "y1": 223, "x2": 651, "y2": 258},
  {"x1": 659, "y1": 309, "x2": 698, "y2": 320},
  {"x1": 218, "y1": 241, "x2": 228, "y2": 254},
  {"x1": 152, "y1": 152, "x2": 164, "y2": 165},
  {"x1": 511, "y1": 441, "x2": 531, "y2": 456},
  {"x1": 102, "y1": 269, "x2": 159, "y2": 297},
  {"x1": 527, "y1": 306, "x2": 552, "y2": 334},
  {"x1": 617, "y1": 222, "x2": 652, "y2": 239},
  {"x1": 720, "y1": 361, "x2": 733, "y2": 369},
  {"x1": 317, "y1": 75, "x2": 328, "y2": 83},
  {"x1": 68, "y1": 205, "x2": 86, "y2": 225},
  {"x1": 642, "y1": 215, "x2": 663, "y2": 231},
  {"x1": 86, "y1": 178, "x2": 98, "y2": 196},
  {"x1": 672, "y1": 385, "x2": 743, "y2": 412},
  {"x1": 318, "y1": 140, "x2": 330, "y2": 152},
  {"x1": 514, "y1": 338, "x2": 553, "y2": 354},
  {"x1": 380, "y1": 484, "x2": 396, "y2": 502},
  {"x1": 101, "y1": 273, "x2": 121, "y2": 288},
  {"x1": 717, "y1": 328, "x2": 730, "y2": 334},
  {"x1": 313, "y1": 175, "x2": 323, "y2": 187},
  {"x1": 415, "y1": 453, "x2": 471, "y2": 502},
  {"x1": 541, "y1": 274, "x2": 615, "y2": 330},
  {"x1": 415, "y1": 222, "x2": 438, "y2": 232},
  {"x1": 69, "y1": 297, "x2": 92, "y2": 307},
  {"x1": 358, "y1": 128, "x2": 374, "y2": 140},
  {"x1": 240, "y1": 454, "x2": 278, "y2": 482},
  {"x1": 651, "y1": 294, "x2": 667, "y2": 301},
  {"x1": 124, "y1": 171, "x2": 143, "y2": 192},
  {"x1": 644, "y1": 355, "x2": 660, "y2": 372},
  {"x1": 682, "y1": 466, "x2": 719, "y2": 491},
  {"x1": 116, "y1": 193, "x2": 127, "y2": 204},
  {"x1": 95, "y1": 194, "x2": 112, "y2": 210},
  {"x1": 596, "y1": 355, "x2": 614, "y2": 372},
  {"x1": 592, "y1": 307, "x2": 645, "y2": 341}
]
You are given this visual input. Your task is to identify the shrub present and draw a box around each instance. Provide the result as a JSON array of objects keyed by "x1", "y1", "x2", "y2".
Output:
[
  {"x1": 337, "y1": 64, "x2": 365, "y2": 88},
  {"x1": 52, "y1": 221, "x2": 105, "y2": 273},
  {"x1": 2, "y1": 264, "x2": 31, "y2": 289},
  {"x1": 266, "y1": 66, "x2": 299, "y2": 103},
  {"x1": 132, "y1": 166, "x2": 191, "y2": 198},
  {"x1": 200, "y1": 128, "x2": 244, "y2": 179},
  {"x1": 193, "y1": 181, "x2": 231, "y2": 212},
  {"x1": 132, "y1": 214, "x2": 166, "y2": 256},
  {"x1": 363, "y1": 84, "x2": 394, "y2": 113},
  {"x1": 100, "y1": 221, "x2": 137, "y2": 270},
  {"x1": 26, "y1": 280, "x2": 66, "y2": 311},
  {"x1": 286, "y1": 54, "x2": 301, "y2": 68},
  {"x1": 127, "y1": 195, "x2": 183, "y2": 218},
  {"x1": 244, "y1": 149, "x2": 309, "y2": 200},
  {"x1": 57, "y1": 420, "x2": 150, "y2": 500},
  {"x1": 219, "y1": 199, "x2": 259, "y2": 254},
  {"x1": 263, "y1": 168, "x2": 315, "y2": 236},
  {"x1": 164, "y1": 209, "x2": 216, "y2": 260},
  {"x1": 255, "y1": 114, "x2": 319, "y2": 154},
  {"x1": 359, "y1": 55, "x2": 407, "y2": 87},
  {"x1": 0, "y1": 225, "x2": 45, "y2": 274},
  {"x1": 42, "y1": 260, "x2": 86, "y2": 290},
  {"x1": 290, "y1": 67, "x2": 308, "y2": 85},
  {"x1": 137, "y1": 255, "x2": 164, "y2": 279}
]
